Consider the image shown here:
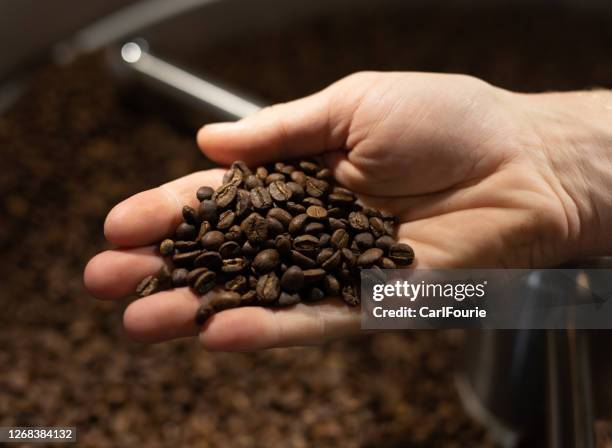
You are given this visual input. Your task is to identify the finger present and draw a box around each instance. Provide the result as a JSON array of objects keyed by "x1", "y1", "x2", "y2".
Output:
[
  {"x1": 104, "y1": 169, "x2": 225, "y2": 247},
  {"x1": 84, "y1": 246, "x2": 163, "y2": 300},
  {"x1": 197, "y1": 82, "x2": 357, "y2": 166}
]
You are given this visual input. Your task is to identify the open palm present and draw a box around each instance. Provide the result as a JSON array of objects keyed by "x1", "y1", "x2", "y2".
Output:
[{"x1": 84, "y1": 72, "x2": 579, "y2": 350}]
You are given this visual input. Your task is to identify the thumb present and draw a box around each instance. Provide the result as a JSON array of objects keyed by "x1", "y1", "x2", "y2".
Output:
[{"x1": 196, "y1": 82, "x2": 355, "y2": 166}]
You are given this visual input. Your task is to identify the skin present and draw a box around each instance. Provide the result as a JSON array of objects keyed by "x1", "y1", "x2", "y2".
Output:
[{"x1": 84, "y1": 72, "x2": 612, "y2": 351}]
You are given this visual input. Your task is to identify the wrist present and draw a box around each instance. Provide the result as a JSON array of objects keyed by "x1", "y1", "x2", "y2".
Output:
[{"x1": 519, "y1": 90, "x2": 612, "y2": 258}]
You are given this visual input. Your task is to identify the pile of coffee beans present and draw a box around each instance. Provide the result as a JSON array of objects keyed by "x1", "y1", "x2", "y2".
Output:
[{"x1": 135, "y1": 159, "x2": 414, "y2": 324}]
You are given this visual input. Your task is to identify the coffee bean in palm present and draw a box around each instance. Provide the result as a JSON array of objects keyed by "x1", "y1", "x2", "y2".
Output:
[
  {"x1": 255, "y1": 166, "x2": 268, "y2": 180},
  {"x1": 374, "y1": 235, "x2": 395, "y2": 253},
  {"x1": 280, "y1": 265, "x2": 304, "y2": 292},
  {"x1": 197, "y1": 221, "x2": 211, "y2": 239},
  {"x1": 278, "y1": 292, "x2": 301, "y2": 307},
  {"x1": 348, "y1": 211, "x2": 370, "y2": 231},
  {"x1": 250, "y1": 187, "x2": 273, "y2": 211},
  {"x1": 223, "y1": 167, "x2": 244, "y2": 187},
  {"x1": 266, "y1": 217, "x2": 284, "y2": 237},
  {"x1": 241, "y1": 240, "x2": 258, "y2": 257},
  {"x1": 275, "y1": 234, "x2": 292, "y2": 259},
  {"x1": 324, "y1": 274, "x2": 341, "y2": 296},
  {"x1": 159, "y1": 239, "x2": 175, "y2": 256},
  {"x1": 328, "y1": 192, "x2": 355, "y2": 205},
  {"x1": 241, "y1": 289, "x2": 257, "y2": 304},
  {"x1": 380, "y1": 257, "x2": 397, "y2": 269},
  {"x1": 224, "y1": 225, "x2": 243, "y2": 243},
  {"x1": 194, "y1": 270, "x2": 217, "y2": 295},
  {"x1": 136, "y1": 275, "x2": 159, "y2": 297},
  {"x1": 299, "y1": 160, "x2": 319, "y2": 173},
  {"x1": 171, "y1": 268, "x2": 189, "y2": 287},
  {"x1": 331, "y1": 228, "x2": 349, "y2": 249},
  {"x1": 384, "y1": 220, "x2": 395, "y2": 236},
  {"x1": 252, "y1": 248, "x2": 280, "y2": 274},
  {"x1": 286, "y1": 182, "x2": 305, "y2": 201},
  {"x1": 196, "y1": 186, "x2": 214, "y2": 201},
  {"x1": 182, "y1": 205, "x2": 200, "y2": 226},
  {"x1": 235, "y1": 189, "x2": 252, "y2": 218},
  {"x1": 342, "y1": 283, "x2": 360, "y2": 306},
  {"x1": 225, "y1": 275, "x2": 248, "y2": 294},
  {"x1": 305, "y1": 176, "x2": 329, "y2": 198},
  {"x1": 305, "y1": 287, "x2": 325, "y2": 302},
  {"x1": 214, "y1": 183, "x2": 238, "y2": 209},
  {"x1": 290, "y1": 170, "x2": 307, "y2": 186},
  {"x1": 354, "y1": 232, "x2": 374, "y2": 250},
  {"x1": 316, "y1": 168, "x2": 332, "y2": 180},
  {"x1": 173, "y1": 249, "x2": 203, "y2": 267},
  {"x1": 215, "y1": 210, "x2": 234, "y2": 230},
  {"x1": 286, "y1": 201, "x2": 306, "y2": 215},
  {"x1": 369, "y1": 217, "x2": 385, "y2": 238},
  {"x1": 303, "y1": 268, "x2": 326, "y2": 284},
  {"x1": 241, "y1": 212, "x2": 268, "y2": 243},
  {"x1": 329, "y1": 218, "x2": 347, "y2": 232},
  {"x1": 306, "y1": 205, "x2": 327, "y2": 220},
  {"x1": 195, "y1": 304, "x2": 214, "y2": 326},
  {"x1": 288, "y1": 213, "x2": 308, "y2": 235},
  {"x1": 187, "y1": 267, "x2": 209, "y2": 286},
  {"x1": 174, "y1": 240, "x2": 199, "y2": 252},
  {"x1": 303, "y1": 197, "x2": 324, "y2": 208},
  {"x1": 201, "y1": 230, "x2": 225, "y2": 251},
  {"x1": 175, "y1": 222, "x2": 197, "y2": 240},
  {"x1": 293, "y1": 234, "x2": 319, "y2": 256},
  {"x1": 231, "y1": 160, "x2": 252, "y2": 177},
  {"x1": 219, "y1": 241, "x2": 241, "y2": 259},
  {"x1": 194, "y1": 251, "x2": 223, "y2": 270},
  {"x1": 256, "y1": 272, "x2": 280, "y2": 303},
  {"x1": 269, "y1": 180, "x2": 292, "y2": 202},
  {"x1": 210, "y1": 290, "x2": 241, "y2": 311},
  {"x1": 357, "y1": 248, "x2": 384, "y2": 267},
  {"x1": 327, "y1": 207, "x2": 344, "y2": 219},
  {"x1": 221, "y1": 257, "x2": 248, "y2": 275},
  {"x1": 291, "y1": 250, "x2": 317, "y2": 269},
  {"x1": 304, "y1": 222, "x2": 325, "y2": 234},
  {"x1": 267, "y1": 208, "x2": 292, "y2": 227},
  {"x1": 265, "y1": 172, "x2": 285, "y2": 185},
  {"x1": 321, "y1": 250, "x2": 342, "y2": 272},
  {"x1": 198, "y1": 199, "x2": 217, "y2": 224},
  {"x1": 157, "y1": 264, "x2": 173, "y2": 289},
  {"x1": 341, "y1": 248, "x2": 357, "y2": 267},
  {"x1": 245, "y1": 174, "x2": 263, "y2": 190},
  {"x1": 388, "y1": 243, "x2": 414, "y2": 266},
  {"x1": 318, "y1": 233, "x2": 331, "y2": 248}
]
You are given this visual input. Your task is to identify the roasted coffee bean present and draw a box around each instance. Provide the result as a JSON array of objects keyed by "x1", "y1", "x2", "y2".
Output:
[
  {"x1": 303, "y1": 268, "x2": 326, "y2": 284},
  {"x1": 305, "y1": 287, "x2": 325, "y2": 302},
  {"x1": 278, "y1": 292, "x2": 301, "y2": 307},
  {"x1": 384, "y1": 220, "x2": 395, "y2": 236},
  {"x1": 324, "y1": 274, "x2": 341, "y2": 296},
  {"x1": 375, "y1": 235, "x2": 395, "y2": 253},
  {"x1": 214, "y1": 183, "x2": 238, "y2": 209},
  {"x1": 195, "y1": 304, "x2": 214, "y2": 326},
  {"x1": 198, "y1": 221, "x2": 211, "y2": 240},
  {"x1": 381, "y1": 210, "x2": 398, "y2": 221},
  {"x1": 348, "y1": 211, "x2": 370, "y2": 231},
  {"x1": 327, "y1": 207, "x2": 344, "y2": 219},
  {"x1": 299, "y1": 160, "x2": 319, "y2": 173},
  {"x1": 316, "y1": 248, "x2": 335, "y2": 265},
  {"x1": 303, "y1": 197, "x2": 324, "y2": 207},
  {"x1": 379, "y1": 257, "x2": 397, "y2": 269},
  {"x1": 171, "y1": 268, "x2": 189, "y2": 287},
  {"x1": 136, "y1": 275, "x2": 159, "y2": 297},
  {"x1": 248, "y1": 275, "x2": 258, "y2": 289},
  {"x1": 256, "y1": 272, "x2": 280, "y2": 303},
  {"x1": 306, "y1": 205, "x2": 327, "y2": 220},
  {"x1": 221, "y1": 257, "x2": 248, "y2": 275},
  {"x1": 175, "y1": 222, "x2": 197, "y2": 241},
  {"x1": 268, "y1": 180, "x2": 292, "y2": 202},
  {"x1": 291, "y1": 250, "x2": 318, "y2": 269},
  {"x1": 267, "y1": 208, "x2": 292, "y2": 227},
  {"x1": 265, "y1": 173, "x2": 285, "y2": 185},
  {"x1": 286, "y1": 201, "x2": 306, "y2": 215},
  {"x1": 304, "y1": 222, "x2": 325, "y2": 234},
  {"x1": 219, "y1": 241, "x2": 241, "y2": 259},
  {"x1": 210, "y1": 291, "x2": 241, "y2": 311},
  {"x1": 275, "y1": 234, "x2": 292, "y2": 258},
  {"x1": 362, "y1": 206, "x2": 382, "y2": 218},
  {"x1": 245, "y1": 174, "x2": 263, "y2": 190},
  {"x1": 235, "y1": 189, "x2": 251, "y2": 218},
  {"x1": 354, "y1": 232, "x2": 375, "y2": 250},
  {"x1": 293, "y1": 234, "x2": 319, "y2": 254},
  {"x1": 331, "y1": 229, "x2": 350, "y2": 249},
  {"x1": 280, "y1": 265, "x2": 304, "y2": 292},
  {"x1": 241, "y1": 212, "x2": 268, "y2": 243},
  {"x1": 274, "y1": 162, "x2": 286, "y2": 172},
  {"x1": 194, "y1": 270, "x2": 216, "y2": 295},
  {"x1": 187, "y1": 267, "x2": 209, "y2": 286},
  {"x1": 196, "y1": 186, "x2": 215, "y2": 201},
  {"x1": 224, "y1": 225, "x2": 243, "y2": 243},
  {"x1": 250, "y1": 186, "x2": 273, "y2": 211},
  {"x1": 279, "y1": 164, "x2": 295, "y2": 176},
  {"x1": 223, "y1": 167, "x2": 244, "y2": 187},
  {"x1": 305, "y1": 176, "x2": 329, "y2": 198},
  {"x1": 217, "y1": 210, "x2": 236, "y2": 230},
  {"x1": 389, "y1": 243, "x2": 414, "y2": 266},
  {"x1": 266, "y1": 217, "x2": 284, "y2": 237},
  {"x1": 357, "y1": 248, "x2": 384, "y2": 267},
  {"x1": 182, "y1": 205, "x2": 200, "y2": 225},
  {"x1": 172, "y1": 250, "x2": 203, "y2": 266},
  {"x1": 241, "y1": 290, "x2": 257, "y2": 304},
  {"x1": 174, "y1": 240, "x2": 199, "y2": 252},
  {"x1": 253, "y1": 249, "x2": 281, "y2": 274},
  {"x1": 194, "y1": 251, "x2": 223, "y2": 270},
  {"x1": 328, "y1": 192, "x2": 355, "y2": 205},
  {"x1": 316, "y1": 168, "x2": 332, "y2": 180},
  {"x1": 288, "y1": 213, "x2": 309, "y2": 235},
  {"x1": 231, "y1": 160, "x2": 252, "y2": 176},
  {"x1": 286, "y1": 182, "x2": 305, "y2": 202},
  {"x1": 329, "y1": 218, "x2": 347, "y2": 232},
  {"x1": 318, "y1": 233, "x2": 331, "y2": 247},
  {"x1": 369, "y1": 217, "x2": 385, "y2": 238},
  {"x1": 201, "y1": 230, "x2": 225, "y2": 251},
  {"x1": 255, "y1": 166, "x2": 268, "y2": 180},
  {"x1": 341, "y1": 248, "x2": 357, "y2": 267},
  {"x1": 198, "y1": 199, "x2": 217, "y2": 224},
  {"x1": 241, "y1": 240, "x2": 259, "y2": 257},
  {"x1": 159, "y1": 239, "x2": 175, "y2": 256},
  {"x1": 225, "y1": 275, "x2": 248, "y2": 294},
  {"x1": 337, "y1": 264, "x2": 353, "y2": 282},
  {"x1": 290, "y1": 170, "x2": 307, "y2": 186},
  {"x1": 321, "y1": 250, "x2": 342, "y2": 272},
  {"x1": 342, "y1": 283, "x2": 360, "y2": 306}
]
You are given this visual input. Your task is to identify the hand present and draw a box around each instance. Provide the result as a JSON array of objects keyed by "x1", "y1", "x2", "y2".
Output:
[{"x1": 84, "y1": 72, "x2": 612, "y2": 351}]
